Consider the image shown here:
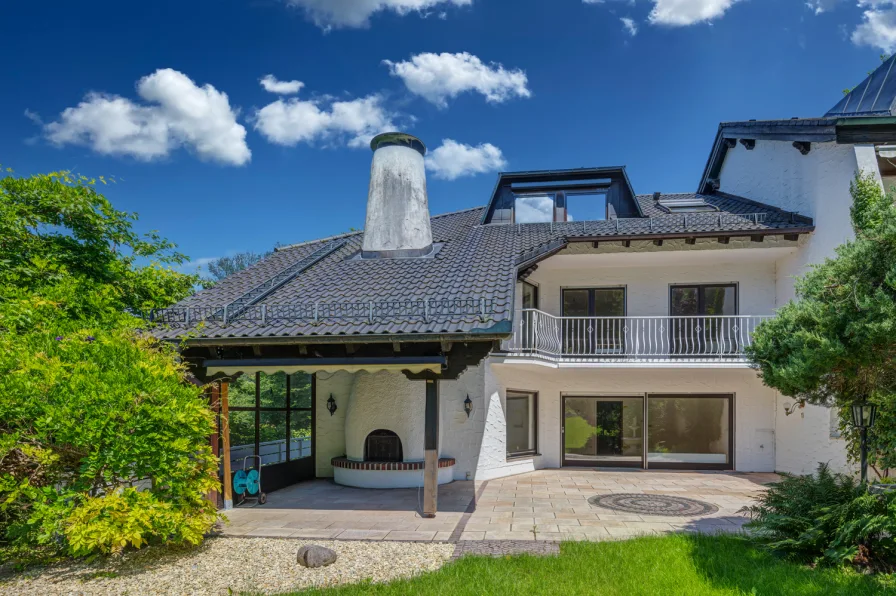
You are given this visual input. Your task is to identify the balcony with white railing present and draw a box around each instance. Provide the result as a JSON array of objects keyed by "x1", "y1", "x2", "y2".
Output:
[{"x1": 500, "y1": 310, "x2": 772, "y2": 365}]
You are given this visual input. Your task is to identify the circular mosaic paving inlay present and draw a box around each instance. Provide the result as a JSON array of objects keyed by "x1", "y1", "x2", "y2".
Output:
[{"x1": 588, "y1": 493, "x2": 719, "y2": 516}]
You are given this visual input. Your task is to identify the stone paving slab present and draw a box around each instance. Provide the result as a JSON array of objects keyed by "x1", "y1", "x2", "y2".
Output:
[{"x1": 221, "y1": 470, "x2": 776, "y2": 543}]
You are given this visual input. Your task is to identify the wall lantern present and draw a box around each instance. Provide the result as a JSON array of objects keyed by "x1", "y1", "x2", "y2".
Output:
[
  {"x1": 463, "y1": 395, "x2": 473, "y2": 418},
  {"x1": 849, "y1": 402, "x2": 878, "y2": 484},
  {"x1": 327, "y1": 394, "x2": 338, "y2": 416}
]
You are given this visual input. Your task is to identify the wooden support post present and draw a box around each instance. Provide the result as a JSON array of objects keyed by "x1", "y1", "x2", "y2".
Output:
[
  {"x1": 207, "y1": 384, "x2": 221, "y2": 507},
  {"x1": 221, "y1": 381, "x2": 233, "y2": 510},
  {"x1": 423, "y1": 378, "x2": 439, "y2": 518}
]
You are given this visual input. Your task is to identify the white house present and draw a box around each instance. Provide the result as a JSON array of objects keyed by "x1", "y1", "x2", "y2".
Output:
[{"x1": 155, "y1": 58, "x2": 896, "y2": 514}]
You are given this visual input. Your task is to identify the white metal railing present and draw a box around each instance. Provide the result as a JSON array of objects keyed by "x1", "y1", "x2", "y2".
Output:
[{"x1": 502, "y1": 310, "x2": 772, "y2": 361}]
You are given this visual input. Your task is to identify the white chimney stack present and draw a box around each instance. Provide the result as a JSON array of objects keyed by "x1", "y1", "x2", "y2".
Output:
[{"x1": 362, "y1": 132, "x2": 433, "y2": 258}]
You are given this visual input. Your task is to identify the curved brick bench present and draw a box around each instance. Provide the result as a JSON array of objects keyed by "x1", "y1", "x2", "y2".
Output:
[{"x1": 331, "y1": 456, "x2": 457, "y2": 488}]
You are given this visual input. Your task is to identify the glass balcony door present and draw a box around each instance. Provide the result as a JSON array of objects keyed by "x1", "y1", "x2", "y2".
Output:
[
  {"x1": 562, "y1": 288, "x2": 626, "y2": 355},
  {"x1": 669, "y1": 284, "x2": 737, "y2": 355}
]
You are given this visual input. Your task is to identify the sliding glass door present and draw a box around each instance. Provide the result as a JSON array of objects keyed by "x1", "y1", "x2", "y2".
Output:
[
  {"x1": 646, "y1": 395, "x2": 732, "y2": 470},
  {"x1": 561, "y1": 394, "x2": 733, "y2": 470},
  {"x1": 562, "y1": 396, "x2": 644, "y2": 467}
]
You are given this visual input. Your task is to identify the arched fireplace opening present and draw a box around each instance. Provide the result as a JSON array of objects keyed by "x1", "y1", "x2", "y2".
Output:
[{"x1": 365, "y1": 429, "x2": 403, "y2": 462}]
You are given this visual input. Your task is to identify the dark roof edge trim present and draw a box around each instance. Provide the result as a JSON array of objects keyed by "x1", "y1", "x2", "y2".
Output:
[
  {"x1": 567, "y1": 227, "x2": 815, "y2": 244},
  {"x1": 204, "y1": 356, "x2": 447, "y2": 368},
  {"x1": 166, "y1": 325, "x2": 513, "y2": 347}
]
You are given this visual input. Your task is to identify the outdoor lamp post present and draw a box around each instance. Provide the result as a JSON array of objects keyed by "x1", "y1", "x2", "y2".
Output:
[
  {"x1": 850, "y1": 402, "x2": 878, "y2": 484},
  {"x1": 463, "y1": 395, "x2": 473, "y2": 418},
  {"x1": 327, "y1": 394, "x2": 338, "y2": 416}
]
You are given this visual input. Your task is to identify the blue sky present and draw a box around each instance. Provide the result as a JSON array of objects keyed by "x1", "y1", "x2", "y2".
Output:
[{"x1": 2, "y1": 0, "x2": 894, "y2": 272}]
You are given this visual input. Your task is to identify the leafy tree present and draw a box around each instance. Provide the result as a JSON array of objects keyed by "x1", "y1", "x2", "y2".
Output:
[
  {"x1": 0, "y1": 170, "x2": 218, "y2": 557},
  {"x1": 200, "y1": 251, "x2": 270, "y2": 289},
  {"x1": 746, "y1": 173, "x2": 896, "y2": 477}
]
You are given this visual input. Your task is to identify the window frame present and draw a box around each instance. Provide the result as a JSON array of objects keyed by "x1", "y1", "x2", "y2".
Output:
[
  {"x1": 521, "y1": 281, "x2": 539, "y2": 310},
  {"x1": 668, "y1": 283, "x2": 738, "y2": 316},
  {"x1": 505, "y1": 389, "x2": 539, "y2": 459},
  {"x1": 228, "y1": 371, "x2": 314, "y2": 466}
]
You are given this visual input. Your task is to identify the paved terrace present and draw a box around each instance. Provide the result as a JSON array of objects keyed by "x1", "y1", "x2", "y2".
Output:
[{"x1": 222, "y1": 470, "x2": 777, "y2": 543}]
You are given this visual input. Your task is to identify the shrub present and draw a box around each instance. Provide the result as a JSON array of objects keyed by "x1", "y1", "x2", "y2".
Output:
[
  {"x1": 0, "y1": 285, "x2": 220, "y2": 556},
  {"x1": 744, "y1": 464, "x2": 896, "y2": 572},
  {"x1": 0, "y1": 170, "x2": 217, "y2": 557}
]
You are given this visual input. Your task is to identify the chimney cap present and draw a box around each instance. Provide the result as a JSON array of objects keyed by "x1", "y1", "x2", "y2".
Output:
[{"x1": 370, "y1": 132, "x2": 426, "y2": 156}]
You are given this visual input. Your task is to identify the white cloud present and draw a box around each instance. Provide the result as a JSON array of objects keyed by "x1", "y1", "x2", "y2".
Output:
[
  {"x1": 43, "y1": 69, "x2": 250, "y2": 165},
  {"x1": 286, "y1": 0, "x2": 471, "y2": 29},
  {"x1": 621, "y1": 17, "x2": 638, "y2": 36},
  {"x1": 425, "y1": 139, "x2": 506, "y2": 180},
  {"x1": 805, "y1": 0, "x2": 841, "y2": 14},
  {"x1": 383, "y1": 52, "x2": 531, "y2": 108},
  {"x1": 260, "y1": 74, "x2": 304, "y2": 95},
  {"x1": 514, "y1": 195, "x2": 554, "y2": 224},
  {"x1": 180, "y1": 256, "x2": 219, "y2": 274},
  {"x1": 254, "y1": 93, "x2": 397, "y2": 148},
  {"x1": 648, "y1": 0, "x2": 740, "y2": 26},
  {"x1": 853, "y1": 2, "x2": 896, "y2": 52}
]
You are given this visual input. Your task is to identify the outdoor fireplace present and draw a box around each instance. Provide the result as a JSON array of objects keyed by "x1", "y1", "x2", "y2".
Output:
[{"x1": 365, "y1": 429, "x2": 403, "y2": 462}]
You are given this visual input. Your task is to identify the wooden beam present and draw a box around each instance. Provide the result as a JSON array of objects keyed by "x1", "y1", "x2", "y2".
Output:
[
  {"x1": 622, "y1": 240, "x2": 631, "y2": 248},
  {"x1": 723, "y1": 138, "x2": 737, "y2": 149},
  {"x1": 392, "y1": 341, "x2": 401, "y2": 353},
  {"x1": 750, "y1": 235, "x2": 764, "y2": 243},
  {"x1": 783, "y1": 233, "x2": 799, "y2": 242},
  {"x1": 423, "y1": 379, "x2": 439, "y2": 518},
  {"x1": 739, "y1": 139, "x2": 756, "y2": 150},
  {"x1": 252, "y1": 345, "x2": 262, "y2": 357},
  {"x1": 345, "y1": 343, "x2": 358, "y2": 355},
  {"x1": 221, "y1": 382, "x2": 233, "y2": 510},
  {"x1": 208, "y1": 384, "x2": 221, "y2": 508},
  {"x1": 592, "y1": 241, "x2": 599, "y2": 249},
  {"x1": 718, "y1": 237, "x2": 730, "y2": 244},
  {"x1": 685, "y1": 237, "x2": 697, "y2": 245},
  {"x1": 440, "y1": 340, "x2": 453, "y2": 354},
  {"x1": 299, "y1": 345, "x2": 308, "y2": 355},
  {"x1": 652, "y1": 239, "x2": 663, "y2": 247},
  {"x1": 792, "y1": 141, "x2": 811, "y2": 155}
]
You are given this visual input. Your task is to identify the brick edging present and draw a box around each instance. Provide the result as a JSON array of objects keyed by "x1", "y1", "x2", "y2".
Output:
[{"x1": 330, "y1": 456, "x2": 456, "y2": 471}]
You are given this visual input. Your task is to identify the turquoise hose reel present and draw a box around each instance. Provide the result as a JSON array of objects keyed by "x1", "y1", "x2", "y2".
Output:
[{"x1": 233, "y1": 455, "x2": 266, "y2": 506}]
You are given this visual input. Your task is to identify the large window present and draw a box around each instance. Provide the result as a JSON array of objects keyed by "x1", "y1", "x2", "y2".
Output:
[
  {"x1": 670, "y1": 284, "x2": 737, "y2": 355},
  {"x1": 562, "y1": 287, "x2": 626, "y2": 354},
  {"x1": 647, "y1": 395, "x2": 732, "y2": 468},
  {"x1": 561, "y1": 394, "x2": 734, "y2": 470},
  {"x1": 513, "y1": 191, "x2": 609, "y2": 223},
  {"x1": 506, "y1": 390, "x2": 538, "y2": 457},
  {"x1": 228, "y1": 372, "x2": 313, "y2": 468}
]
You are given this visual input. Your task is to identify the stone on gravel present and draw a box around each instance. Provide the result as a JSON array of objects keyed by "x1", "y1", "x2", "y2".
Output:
[{"x1": 297, "y1": 544, "x2": 337, "y2": 568}]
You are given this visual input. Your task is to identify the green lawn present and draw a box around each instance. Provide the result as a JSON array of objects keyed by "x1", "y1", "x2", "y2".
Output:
[{"x1": 285, "y1": 534, "x2": 893, "y2": 596}]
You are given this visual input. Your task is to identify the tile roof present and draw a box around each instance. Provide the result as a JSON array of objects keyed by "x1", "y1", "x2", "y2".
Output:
[{"x1": 153, "y1": 193, "x2": 812, "y2": 342}]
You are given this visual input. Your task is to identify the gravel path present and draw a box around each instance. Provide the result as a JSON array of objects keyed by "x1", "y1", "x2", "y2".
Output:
[{"x1": 0, "y1": 537, "x2": 455, "y2": 595}]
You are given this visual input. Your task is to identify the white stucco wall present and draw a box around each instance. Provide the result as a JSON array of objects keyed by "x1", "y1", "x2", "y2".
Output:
[
  {"x1": 344, "y1": 371, "x2": 426, "y2": 462},
  {"x1": 486, "y1": 362, "x2": 777, "y2": 473},
  {"x1": 314, "y1": 365, "x2": 492, "y2": 482},
  {"x1": 774, "y1": 397, "x2": 850, "y2": 475},
  {"x1": 522, "y1": 249, "x2": 781, "y2": 318},
  {"x1": 315, "y1": 371, "x2": 352, "y2": 477},
  {"x1": 717, "y1": 139, "x2": 877, "y2": 475}
]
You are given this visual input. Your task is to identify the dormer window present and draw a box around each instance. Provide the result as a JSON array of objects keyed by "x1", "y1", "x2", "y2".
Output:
[
  {"x1": 657, "y1": 197, "x2": 718, "y2": 213},
  {"x1": 484, "y1": 168, "x2": 643, "y2": 225},
  {"x1": 513, "y1": 190, "x2": 609, "y2": 223}
]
